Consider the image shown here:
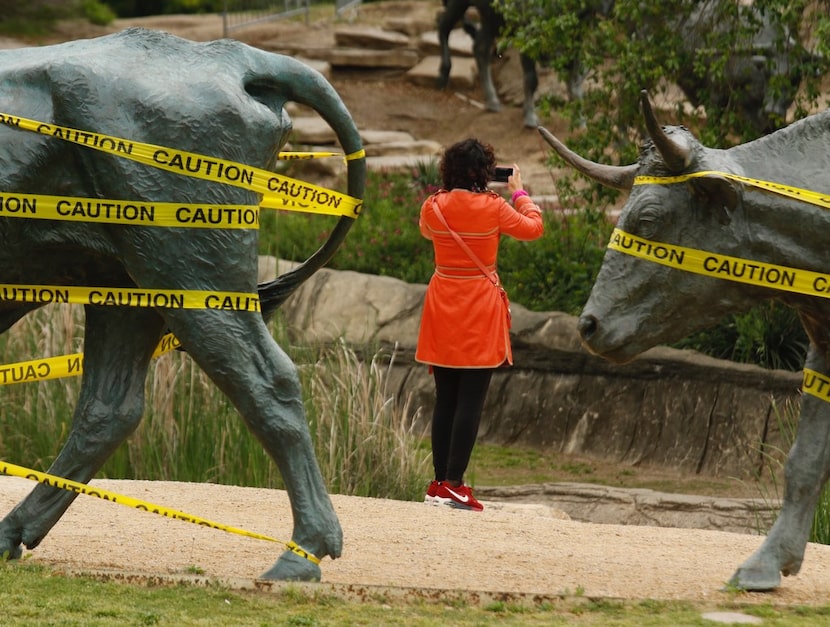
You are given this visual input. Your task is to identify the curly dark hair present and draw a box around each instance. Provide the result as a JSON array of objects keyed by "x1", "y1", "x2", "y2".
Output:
[{"x1": 439, "y1": 138, "x2": 497, "y2": 192}]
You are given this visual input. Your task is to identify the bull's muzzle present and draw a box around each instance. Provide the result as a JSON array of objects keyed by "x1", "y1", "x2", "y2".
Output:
[{"x1": 577, "y1": 314, "x2": 598, "y2": 343}]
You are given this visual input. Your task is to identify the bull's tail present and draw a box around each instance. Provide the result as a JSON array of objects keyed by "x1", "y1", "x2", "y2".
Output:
[
  {"x1": 251, "y1": 54, "x2": 366, "y2": 321},
  {"x1": 257, "y1": 265, "x2": 316, "y2": 318}
]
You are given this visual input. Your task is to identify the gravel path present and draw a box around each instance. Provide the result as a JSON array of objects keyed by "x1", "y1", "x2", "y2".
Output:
[{"x1": 3, "y1": 476, "x2": 830, "y2": 606}]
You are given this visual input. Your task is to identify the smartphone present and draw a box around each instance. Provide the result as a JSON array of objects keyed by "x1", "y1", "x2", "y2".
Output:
[{"x1": 494, "y1": 166, "x2": 513, "y2": 183}]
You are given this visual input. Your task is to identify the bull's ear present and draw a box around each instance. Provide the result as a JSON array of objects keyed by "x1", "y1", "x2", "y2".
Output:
[{"x1": 689, "y1": 175, "x2": 742, "y2": 224}]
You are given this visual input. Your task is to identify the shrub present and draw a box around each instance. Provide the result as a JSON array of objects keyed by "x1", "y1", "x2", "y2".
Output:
[
  {"x1": 499, "y1": 205, "x2": 612, "y2": 315},
  {"x1": 83, "y1": 0, "x2": 116, "y2": 24},
  {"x1": 0, "y1": 0, "x2": 75, "y2": 36}
]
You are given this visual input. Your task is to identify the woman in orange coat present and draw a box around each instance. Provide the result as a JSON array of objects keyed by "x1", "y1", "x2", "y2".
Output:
[{"x1": 417, "y1": 138, "x2": 543, "y2": 511}]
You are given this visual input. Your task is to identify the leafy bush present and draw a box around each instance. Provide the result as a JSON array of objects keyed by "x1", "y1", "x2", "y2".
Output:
[
  {"x1": 83, "y1": 0, "x2": 116, "y2": 25},
  {"x1": 499, "y1": 206, "x2": 612, "y2": 314},
  {"x1": 0, "y1": 0, "x2": 76, "y2": 35},
  {"x1": 674, "y1": 303, "x2": 808, "y2": 372}
]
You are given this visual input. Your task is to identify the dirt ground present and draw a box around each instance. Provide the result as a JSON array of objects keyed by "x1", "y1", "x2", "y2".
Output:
[{"x1": 4, "y1": 2, "x2": 830, "y2": 607}]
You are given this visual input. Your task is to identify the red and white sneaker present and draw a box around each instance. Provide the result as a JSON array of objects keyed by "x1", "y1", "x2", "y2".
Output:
[
  {"x1": 424, "y1": 480, "x2": 442, "y2": 505},
  {"x1": 433, "y1": 483, "x2": 484, "y2": 512}
]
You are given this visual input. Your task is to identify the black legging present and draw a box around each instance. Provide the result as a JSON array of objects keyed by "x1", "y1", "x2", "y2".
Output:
[{"x1": 431, "y1": 366, "x2": 494, "y2": 484}]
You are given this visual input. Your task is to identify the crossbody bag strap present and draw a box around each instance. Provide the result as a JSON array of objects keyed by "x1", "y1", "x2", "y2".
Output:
[{"x1": 431, "y1": 198, "x2": 500, "y2": 287}]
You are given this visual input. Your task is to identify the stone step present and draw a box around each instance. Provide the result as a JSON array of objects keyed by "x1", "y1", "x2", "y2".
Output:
[
  {"x1": 366, "y1": 154, "x2": 436, "y2": 171},
  {"x1": 364, "y1": 139, "x2": 442, "y2": 158},
  {"x1": 477, "y1": 482, "x2": 778, "y2": 535},
  {"x1": 418, "y1": 29, "x2": 474, "y2": 57},
  {"x1": 324, "y1": 46, "x2": 421, "y2": 69},
  {"x1": 406, "y1": 54, "x2": 477, "y2": 89},
  {"x1": 334, "y1": 25, "x2": 410, "y2": 49}
]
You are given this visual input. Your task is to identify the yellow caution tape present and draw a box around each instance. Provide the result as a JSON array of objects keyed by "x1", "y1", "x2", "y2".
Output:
[
  {"x1": 0, "y1": 460, "x2": 320, "y2": 565},
  {"x1": 0, "y1": 283, "x2": 260, "y2": 312},
  {"x1": 0, "y1": 353, "x2": 84, "y2": 385},
  {"x1": 607, "y1": 228, "x2": 830, "y2": 298},
  {"x1": 277, "y1": 151, "x2": 342, "y2": 160},
  {"x1": 635, "y1": 170, "x2": 830, "y2": 210},
  {"x1": 804, "y1": 368, "x2": 830, "y2": 404},
  {"x1": 0, "y1": 112, "x2": 366, "y2": 380},
  {"x1": 0, "y1": 112, "x2": 364, "y2": 218},
  {"x1": 0, "y1": 192, "x2": 259, "y2": 229},
  {"x1": 635, "y1": 172, "x2": 830, "y2": 403},
  {"x1": 0, "y1": 333, "x2": 182, "y2": 386},
  {"x1": 607, "y1": 228, "x2": 830, "y2": 403},
  {"x1": 279, "y1": 150, "x2": 366, "y2": 162}
]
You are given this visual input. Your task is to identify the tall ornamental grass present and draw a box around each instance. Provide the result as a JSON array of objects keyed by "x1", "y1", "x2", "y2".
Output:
[
  {"x1": 0, "y1": 305, "x2": 83, "y2": 468},
  {"x1": 0, "y1": 304, "x2": 430, "y2": 502}
]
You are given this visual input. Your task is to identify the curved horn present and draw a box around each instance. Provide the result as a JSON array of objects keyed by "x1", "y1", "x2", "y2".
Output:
[
  {"x1": 537, "y1": 127, "x2": 637, "y2": 190},
  {"x1": 640, "y1": 90, "x2": 690, "y2": 173}
]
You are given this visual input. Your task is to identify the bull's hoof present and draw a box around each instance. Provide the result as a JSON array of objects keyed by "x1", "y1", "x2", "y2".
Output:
[
  {"x1": 0, "y1": 542, "x2": 22, "y2": 561},
  {"x1": 258, "y1": 549, "x2": 322, "y2": 582},
  {"x1": 523, "y1": 114, "x2": 540, "y2": 129},
  {"x1": 726, "y1": 563, "x2": 781, "y2": 592}
]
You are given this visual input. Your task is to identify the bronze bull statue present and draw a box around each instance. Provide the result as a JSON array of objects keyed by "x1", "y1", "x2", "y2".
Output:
[
  {"x1": 0, "y1": 28, "x2": 366, "y2": 582},
  {"x1": 436, "y1": 0, "x2": 541, "y2": 128},
  {"x1": 539, "y1": 92, "x2": 830, "y2": 591}
]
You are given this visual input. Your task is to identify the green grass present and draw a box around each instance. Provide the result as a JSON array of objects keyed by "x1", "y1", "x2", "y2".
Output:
[
  {"x1": 467, "y1": 443, "x2": 760, "y2": 499},
  {"x1": 3, "y1": 560, "x2": 830, "y2": 626}
]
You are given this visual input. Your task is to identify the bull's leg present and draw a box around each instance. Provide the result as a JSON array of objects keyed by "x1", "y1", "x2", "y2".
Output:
[
  {"x1": 163, "y1": 310, "x2": 341, "y2": 582},
  {"x1": 437, "y1": 10, "x2": 454, "y2": 89},
  {"x1": 0, "y1": 307, "x2": 161, "y2": 559},
  {"x1": 520, "y1": 53, "x2": 539, "y2": 128},
  {"x1": 437, "y1": 1, "x2": 468, "y2": 90},
  {"x1": 474, "y1": 25, "x2": 501, "y2": 113},
  {"x1": 729, "y1": 350, "x2": 830, "y2": 591},
  {"x1": 565, "y1": 57, "x2": 588, "y2": 128}
]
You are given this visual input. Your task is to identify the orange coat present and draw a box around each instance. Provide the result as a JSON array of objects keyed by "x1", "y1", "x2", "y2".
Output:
[{"x1": 415, "y1": 189, "x2": 544, "y2": 368}]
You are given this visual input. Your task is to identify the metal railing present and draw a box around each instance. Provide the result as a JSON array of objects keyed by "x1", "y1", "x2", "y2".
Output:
[
  {"x1": 335, "y1": 0, "x2": 361, "y2": 17},
  {"x1": 222, "y1": 0, "x2": 310, "y2": 38},
  {"x1": 222, "y1": 0, "x2": 362, "y2": 37}
]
